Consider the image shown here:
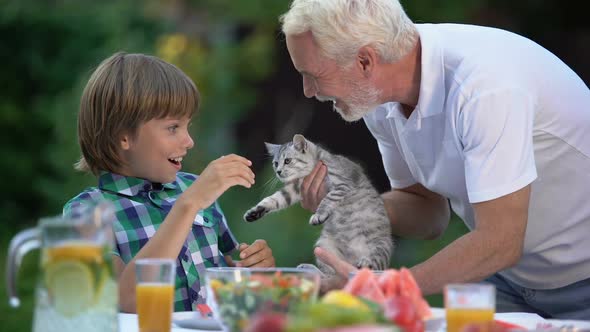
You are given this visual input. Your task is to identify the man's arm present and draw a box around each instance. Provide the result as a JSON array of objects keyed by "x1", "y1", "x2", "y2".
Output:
[
  {"x1": 383, "y1": 183, "x2": 451, "y2": 240},
  {"x1": 411, "y1": 185, "x2": 530, "y2": 295},
  {"x1": 314, "y1": 184, "x2": 529, "y2": 294},
  {"x1": 300, "y1": 162, "x2": 451, "y2": 240}
]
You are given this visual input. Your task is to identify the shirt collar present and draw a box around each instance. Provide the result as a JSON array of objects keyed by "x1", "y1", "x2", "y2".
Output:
[
  {"x1": 384, "y1": 102, "x2": 406, "y2": 120},
  {"x1": 381, "y1": 24, "x2": 445, "y2": 122},
  {"x1": 414, "y1": 24, "x2": 446, "y2": 118},
  {"x1": 98, "y1": 172, "x2": 178, "y2": 197}
]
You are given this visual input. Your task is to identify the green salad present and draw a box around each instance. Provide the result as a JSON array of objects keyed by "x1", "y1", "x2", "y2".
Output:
[{"x1": 208, "y1": 271, "x2": 318, "y2": 332}]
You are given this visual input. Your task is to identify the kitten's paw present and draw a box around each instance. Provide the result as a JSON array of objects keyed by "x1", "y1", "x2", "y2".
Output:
[
  {"x1": 356, "y1": 257, "x2": 375, "y2": 270},
  {"x1": 309, "y1": 212, "x2": 330, "y2": 225},
  {"x1": 243, "y1": 205, "x2": 268, "y2": 222}
]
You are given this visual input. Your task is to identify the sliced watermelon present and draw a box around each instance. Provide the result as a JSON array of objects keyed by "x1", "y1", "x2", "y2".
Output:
[
  {"x1": 377, "y1": 269, "x2": 400, "y2": 298},
  {"x1": 343, "y1": 267, "x2": 432, "y2": 321},
  {"x1": 399, "y1": 268, "x2": 432, "y2": 319},
  {"x1": 494, "y1": 320, "x2": 527, "y2": 331},
  {"x1": 343, "y1": 269, "x2": 386, "y2": 305}
]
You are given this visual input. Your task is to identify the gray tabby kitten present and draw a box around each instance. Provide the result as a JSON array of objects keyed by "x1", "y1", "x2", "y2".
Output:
[{"x1": 244, "y1": 134, "x2": 393, "y2": 277}]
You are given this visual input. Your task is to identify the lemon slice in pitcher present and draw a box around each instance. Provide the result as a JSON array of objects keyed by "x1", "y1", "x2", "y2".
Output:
[
  {"x1": 94, "y1": 267, "x2": 117, "y2": 311},
  {"x1": 46, "y1": 241, "x2": 104, "y2": 264},
  {"x1": 45, "y1": 260, "x2": 95, "y2": 317}
]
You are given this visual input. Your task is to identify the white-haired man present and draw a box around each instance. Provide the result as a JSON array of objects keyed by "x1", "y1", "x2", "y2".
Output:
[{"x1": 280, "y1": 0, "x2": 590, "y2": 319}]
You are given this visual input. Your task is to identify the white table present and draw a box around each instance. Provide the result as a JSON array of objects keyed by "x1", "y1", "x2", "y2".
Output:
[
  {"x1": 119, "y1": 312, "x2": 215, "y2": 332},
  {"x1": 119, "y1": 309, "x2": 590, "y2": 332},
  {"x1": 429, "y1": 308, "x2": 590, "y2": 331}
]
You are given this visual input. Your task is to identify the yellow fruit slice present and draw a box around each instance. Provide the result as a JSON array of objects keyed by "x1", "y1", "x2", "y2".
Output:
[
  {"x1": 46, "y1": 242, "x2": 103, "y2": 265},
  {"x1": 209, "y1": 279, "x2": 224, "y2": 291},
  {"x1": 321, "y1": 290, "x2": 370, "y2": 311},
  {"x1": 94, "y1": 267, "x2": 117, "y2": 311},
  {"x1": 45, "y1": 260, "x2": 95, "y2": 317}
]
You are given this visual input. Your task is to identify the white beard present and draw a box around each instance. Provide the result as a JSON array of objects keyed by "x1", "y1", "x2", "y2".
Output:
[{"x1": 316, "y1": 84, "x2": 381, "y2": 122}]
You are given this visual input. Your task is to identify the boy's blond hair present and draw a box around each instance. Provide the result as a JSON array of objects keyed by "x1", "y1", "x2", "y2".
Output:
[{"x1": 76, "y1": 52, "x2": 200, "y2": 175}]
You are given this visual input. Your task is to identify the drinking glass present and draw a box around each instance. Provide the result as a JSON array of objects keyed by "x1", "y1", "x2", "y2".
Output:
[
  {"x1": 444, "y1": 283, "x2": 496, "y2": 332},
  {"x1": 135, "y1": 258, "x2": 175, "y2": 332}
]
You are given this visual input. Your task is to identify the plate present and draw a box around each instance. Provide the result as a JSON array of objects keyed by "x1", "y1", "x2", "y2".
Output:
[
  {"x1": 172, "y1": 311, "x2": 223, "y2": 331},
  {"x1": 426, "y1": 308, "x2": 446, "y2": 332},
  {"x1": 544, "y1": 319, "x2": 590, "y2": 331},
  {"x1": 425, "y1": 317, "x2": 445, "y2": 332}
]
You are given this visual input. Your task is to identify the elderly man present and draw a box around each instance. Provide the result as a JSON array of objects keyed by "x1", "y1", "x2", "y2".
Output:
[{"x1": 280, "y1": 0, "x2": 590, "y2": 319}]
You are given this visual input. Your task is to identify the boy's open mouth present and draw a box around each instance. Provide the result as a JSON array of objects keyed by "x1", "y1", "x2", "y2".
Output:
[{"x1": 168, "y1": 157, "x2": 183, "y2": 166}]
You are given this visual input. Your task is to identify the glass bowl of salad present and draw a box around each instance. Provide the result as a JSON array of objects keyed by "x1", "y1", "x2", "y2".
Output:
[{"x1": 205, "y1": 267, "x2": 321, "y2": 332}]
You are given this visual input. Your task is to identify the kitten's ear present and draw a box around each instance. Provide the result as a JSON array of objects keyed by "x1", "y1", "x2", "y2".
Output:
[
  {"x1": 264, "y1": 142, "x2": 280, "y2": 156},
  {"x1": 293, "y1": 134, "x2": 307, "y2": 153}
]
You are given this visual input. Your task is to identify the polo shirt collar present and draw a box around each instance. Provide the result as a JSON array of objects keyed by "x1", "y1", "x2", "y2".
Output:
[
  {"x1": 98, "y1": 172, "x2": 177, "y2": 197},
  {"x1": 384, "y1": 24, "x2": 446, "y2": 121},
  {"x1": 415, "y1": 24, "x2": 446, "y2": 118}
]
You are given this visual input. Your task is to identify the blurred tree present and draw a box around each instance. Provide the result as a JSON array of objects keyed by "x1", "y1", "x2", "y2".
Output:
[
  {"x1": 0, "y1": 1, "x2": 170, "y2": 330},
  {"x1": 0, "y1": 0, "x2": 168, "y2": 232}
]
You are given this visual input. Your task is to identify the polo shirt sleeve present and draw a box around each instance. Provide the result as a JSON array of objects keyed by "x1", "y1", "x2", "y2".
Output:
[
  {"x1": 213, "y1": 201, "x2": 239, "y2": 255},
  {"x1": 364, "y1": 113, "x2": 417, "y2": 189},
  {"x1": 458, "y1": 88, "x2": 537, "y2": 203}
]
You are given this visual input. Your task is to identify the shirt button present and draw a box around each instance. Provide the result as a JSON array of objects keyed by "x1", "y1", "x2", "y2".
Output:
[
  {"x1": 192, "y1": 293, "x2": 199, "y2": 301},
  {"x1": 183, "y1": 254, "x2": 189, "y2": 261}
]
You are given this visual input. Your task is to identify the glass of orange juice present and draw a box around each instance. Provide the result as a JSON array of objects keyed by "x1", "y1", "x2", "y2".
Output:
[
  {"x1": 444, "y1": 283, "x2": 496, "y2": 332},
  {"x1": 135, "y1": 258, "x2": 175, "y2": 332}
]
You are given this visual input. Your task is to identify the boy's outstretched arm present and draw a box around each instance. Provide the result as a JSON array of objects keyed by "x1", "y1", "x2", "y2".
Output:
[
  {"x1": 115, "y1": 154, "x2": 255, "y2": 313},
  {"x1": 225, "y1": 240, "x2": 276, "y2": 268}
]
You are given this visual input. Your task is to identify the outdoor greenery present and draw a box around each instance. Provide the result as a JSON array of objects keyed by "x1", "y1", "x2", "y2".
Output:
[{"x1": 1, "y1": 1, "x2": 587, "y2": 331}]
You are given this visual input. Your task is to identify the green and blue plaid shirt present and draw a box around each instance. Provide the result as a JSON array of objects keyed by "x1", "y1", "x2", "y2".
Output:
[{"x1": 63, "y1": 172, "x2": 239, "y2": 311}]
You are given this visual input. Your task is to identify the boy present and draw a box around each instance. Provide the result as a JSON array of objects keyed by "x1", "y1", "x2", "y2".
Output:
[{"x1": 63, "y1": 52, "x2": 275, "y2": 313}]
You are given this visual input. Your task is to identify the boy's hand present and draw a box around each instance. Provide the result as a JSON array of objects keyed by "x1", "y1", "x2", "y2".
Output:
[
  {"x1": 186, "y1": 154, "x2": 255, "y2": 209},
  {"x1": 301, "y1": 161, "x2": 328, "y2": 212},
  {"x1": 231, "y1": 240, "x2": 275, "y2": 268}
]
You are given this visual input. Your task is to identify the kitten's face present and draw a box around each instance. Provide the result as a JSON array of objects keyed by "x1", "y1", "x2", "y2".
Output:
[{"x1": 266, "y1": 136, "x2": 316, "y2": 183}]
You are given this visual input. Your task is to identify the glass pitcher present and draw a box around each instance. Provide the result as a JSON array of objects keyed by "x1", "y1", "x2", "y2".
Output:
[{"x1": 6, "y1": 202, "x2": 119, "y2": 332}]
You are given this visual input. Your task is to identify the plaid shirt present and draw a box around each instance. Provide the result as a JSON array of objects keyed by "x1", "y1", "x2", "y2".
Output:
[{"x1": 63, "y1": 172, "x2": 239, "y2": 311}]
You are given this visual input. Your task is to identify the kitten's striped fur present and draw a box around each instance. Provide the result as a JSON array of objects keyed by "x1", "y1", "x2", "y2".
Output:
[{"x1": 244, "y1": 134, "x2": 393, "y2": 277}]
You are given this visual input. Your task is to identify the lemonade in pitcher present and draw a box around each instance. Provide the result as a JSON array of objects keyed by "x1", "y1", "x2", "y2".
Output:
[
  {"x1": 34, "y1": 241, "x2": 118, "y2": 331},
  {"x1": 7, "y1": 202, "x2": 119, "y2": 332}
]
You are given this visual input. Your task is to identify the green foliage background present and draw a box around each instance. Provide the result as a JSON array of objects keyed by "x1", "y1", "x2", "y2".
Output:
[{"x1": 0, "y1": 0, "x2": 587, "y2": 331}]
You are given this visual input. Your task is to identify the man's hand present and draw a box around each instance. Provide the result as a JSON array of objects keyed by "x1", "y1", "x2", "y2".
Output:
[
  {"x1": 314, "y1": 247, "x2": 358, "y2": 292},
  {"x1": 227, "y1": 240, "x2": 275, "y2": 268},
  {"x1": 301, "y1": 162, "x2": 328, "y2": 212}
]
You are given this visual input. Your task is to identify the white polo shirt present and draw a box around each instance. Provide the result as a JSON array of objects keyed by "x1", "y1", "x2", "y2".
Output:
[{"x1": 364, "y1": 23, "x2": 590, "y2": 289}]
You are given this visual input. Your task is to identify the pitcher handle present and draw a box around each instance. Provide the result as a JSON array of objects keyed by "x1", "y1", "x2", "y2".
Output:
[{"x1": 5, "y1": 227, "x2": 41, "y2": 307}]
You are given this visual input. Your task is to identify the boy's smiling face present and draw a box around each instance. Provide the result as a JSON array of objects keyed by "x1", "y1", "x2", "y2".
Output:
[{"x1": 117, "y1": 116, "x2": 194, "y2": 183}]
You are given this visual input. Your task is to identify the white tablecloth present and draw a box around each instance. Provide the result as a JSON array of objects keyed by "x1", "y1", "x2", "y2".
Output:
[
  {"x1": 119, "y1": 309, "x2": 590, "y2": 332},
  {"x1": 119, "y1": 313, "x2": 214, "y2": 332},
  {"x1": 428, "y1": 308, "x2": 590, "y2": 331}
]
